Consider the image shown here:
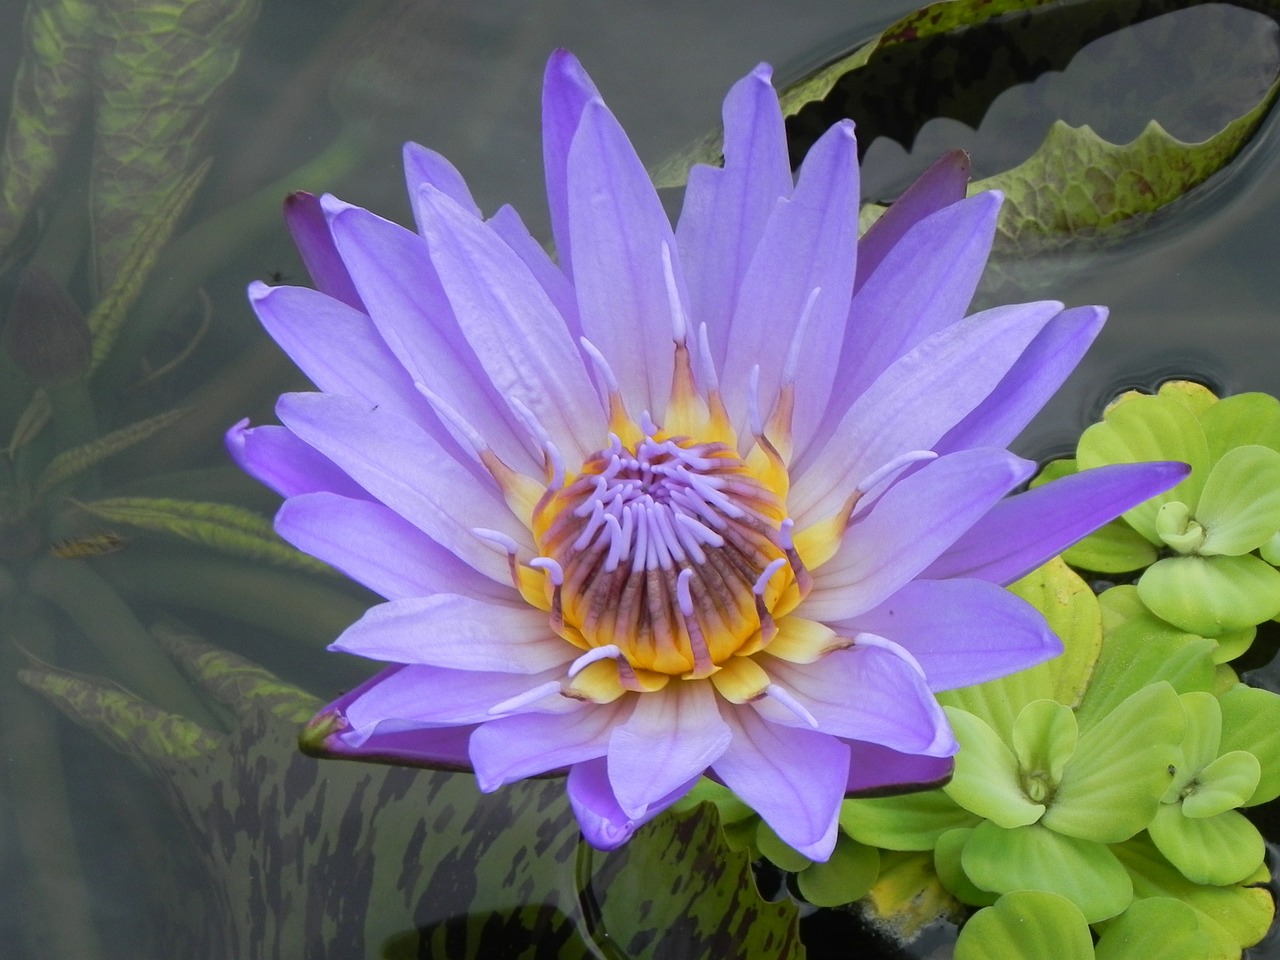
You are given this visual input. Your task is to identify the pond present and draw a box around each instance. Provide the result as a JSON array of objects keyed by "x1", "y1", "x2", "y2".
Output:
[{"x1": 2, "y1": 0, "x2": 1280, "y2": 957}]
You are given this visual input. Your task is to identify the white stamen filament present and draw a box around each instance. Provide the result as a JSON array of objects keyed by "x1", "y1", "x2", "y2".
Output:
[
  {"x1": 488, "y1": 680, "x2": 564, "y2": 716},
  {"x1": 661, "y1": 241, "x2": 688, "y2": 344},
  {"x1": 781, "y1": 287, "x2": 822, "y2": 386},
  {"x1": 765, "y1": 683, "x2": 819, "y2": 728}
]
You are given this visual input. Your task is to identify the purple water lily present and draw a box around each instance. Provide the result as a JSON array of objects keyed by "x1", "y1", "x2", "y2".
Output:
[{"x1": 229, "y1": 51, "x2": 1185, "y2": 860}]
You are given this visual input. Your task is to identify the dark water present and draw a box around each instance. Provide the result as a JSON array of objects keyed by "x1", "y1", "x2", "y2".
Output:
[{"x1": 3, "y1": 0, "x2": 1280, "y2": 957}]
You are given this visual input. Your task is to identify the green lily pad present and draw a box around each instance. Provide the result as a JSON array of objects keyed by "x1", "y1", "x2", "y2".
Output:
[
  {"x1": 1181, "y1": 751, "x2": 1261, "y2": 819},
  {"x1": 1094, "y1": 897, "x2": 1216, "y2": 960},
  {"x1": 1042, "y1": 682, "x2": 1183, "y2": 843},
  {"x1": 1077, "y1": 393, "x2": 1208, "y2": 542},
  {"x1": 934, "y1": 828, "x2": 998, "y2": 908},
  {"x1": 1147, "y1": 804, "x2": 1265, "y2": 886},
  {"x1": 1113, "y1": 832, "x2": 1275, "y2": 953},
  {"x1": 1007, "y1": 557, "x2": 1103, "y2": 708},
  {"x1": 955, "y1": 892, "x2": 1093, "y2": 960},
  {"x1": 1138, "y1": 553, "x2": 1280, "y2": 635},
  {"x1": 943, "y1": 708, "x2": 1045, "y2": 827},
  {"x1": 795, "y1": 834, "x2": 879, "y2": 907},
  {"x1": 1197, "y1": 391, "x2": 1280, "y2": 463},
  {"x1": 1218, "y1": 684, "x2": 1280, "y2": 806},
  {"x1": 1209, "y1": 626, "x2": 1255, "y2": 664},
  {"x1": 757, "y1": 819, "x2": 812, "y2": 873},
  {"x1": 1074, "y1": 611, "x2": 1215, "y2": 733},
  {"x1": 1157, "y1": 380, "x2": 1220, "y2": 416},
  {"x1": 961, "y1": 821, "x2": 1133, "y2": 923},
  {"x1": 838, "y1": 788, "x2": 978, "y2": 851},
  {"x1": 1011, "y1": 699, "x2": 1077, "y2": 789},
  {"x1": 1261, "y1": 529, "x2": 1280, "y2": 565},
  {"x1": 1166, "y1": 691, "x2": 1224, "y2": 792},
  {"x1": 1195, "y1": 445, "x2": 1280, "y2": 556},
  {"x1": 1064, "y1": 518, "x2": 1160, "y2": 574}
]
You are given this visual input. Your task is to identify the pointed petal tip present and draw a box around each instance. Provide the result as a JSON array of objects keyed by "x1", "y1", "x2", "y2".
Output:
[{"x1": 247, "y1": 279, "x2": 271, "y2": 301}]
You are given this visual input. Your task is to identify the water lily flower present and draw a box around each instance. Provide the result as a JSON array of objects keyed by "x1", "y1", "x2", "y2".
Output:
[{"x1": 228, "y1": 50, "x2": 1186, "y2": 860}]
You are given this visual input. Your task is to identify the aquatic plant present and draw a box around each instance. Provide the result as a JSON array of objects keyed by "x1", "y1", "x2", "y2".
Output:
[
  {"x1": 231, "y1": 49, "x2": 1184, "y2": 861},
  {"x1": 1051, "y1": 381, "x2": 1280, "y2": 647}
]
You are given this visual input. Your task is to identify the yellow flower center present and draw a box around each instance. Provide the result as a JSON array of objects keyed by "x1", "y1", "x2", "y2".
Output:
[{"x1": 534, "y1": 433, "x2": 790, "y2": 677}]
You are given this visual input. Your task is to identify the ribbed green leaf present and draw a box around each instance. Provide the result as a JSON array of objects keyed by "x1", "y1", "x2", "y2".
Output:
[
  {"x1": 1147, "y1": 805, "x2": 1265, "y2": 886},
  {"x1": 1043, "y1": 682, "x2": 1184, "y2": 843},
  {"x1": 1114, "y1": 833, "x2": 1274, "y2": 954},
  {"x1": 839, "y1": 789, "x2": 978, "y2": 851},
  {"x1": 1138, "y1": 554, "x2": 1280, "y2": 635},
  {"x1": 74, "y1": 497, "x2": 331, "y2": 574},
  {"x1": 1094, "y1": 898, "x2": 1215, "y2": 960},
  {"x1": 955, "y1": 892, "x2": 1093, "y2": 960},
  {"x1": 1218, "y1": 684, "x2": 1280, "y2": 805},
  {"x1": 35, "y1": 405, "x2": 189, "y2": 494},
  {"x1": 87, "y1": 159, "x2": 211, "y2": 369},
  {"x1": 795, "y1": 835, "x2": 880, "y2": 908},
  {"x1": 961, "y1": 821, "x2": 1132, "y2": 923}
]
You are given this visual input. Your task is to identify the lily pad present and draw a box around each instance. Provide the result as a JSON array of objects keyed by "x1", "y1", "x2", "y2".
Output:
[
  {"x1": 954, "y1": 892, "x2": 1093, "y2": 960},
  {"x1": 1138, "y1": 553, "x2": 1280, "y2": 635},
  {"x1": 1217, "y1": 683, "x2": 1280, "y2": 806},
  {"x1": 934, "y1": 827, "x2": 998, "y2": 908},
  {"x1": 838, "y1": 788, "x2": 978, "y2": 851},
  {"x1": 1194, "y1": 445, "x2": 1280, "y2": 556},
  {"x1": 1146, "y1": 804, "x2": 1265, "y2": 886},
  {"x1": 943, "y1": 708, "x2": 1045, "y2": 828},
  {"x1": 1094, "y1": 897, "x2": 1216, "y2": 960},
  {"x1": 961, "y1": 821, "x2": 1132, "y2": 922},
  {"x1": 795, "y1": 834, "x2": 879, "y2": 907},
  {"x1": 1042, "y1": 682, "x2": 1184, "y2": 843}
]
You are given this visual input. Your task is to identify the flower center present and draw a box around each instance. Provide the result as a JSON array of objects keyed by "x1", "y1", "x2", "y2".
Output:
[{"x1": 534, "y1": 433, "x2": 788, "y2": 677}]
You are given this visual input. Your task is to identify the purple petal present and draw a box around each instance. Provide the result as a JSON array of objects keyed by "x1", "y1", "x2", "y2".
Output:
[
  {"x1": 800, "y1": 192, "x2": 1004, "y2": 468},
  {"x1": 837, "y1": 579, "x2": 1061, "y2": 691},
  {"x1": 403, "y1": 141, "x2": 482, "y2": 221},
  {"x1": 249, "y1": 283, "x2": 431, "y2": 428},
  {"x1": 282, "y1": 192, "x2": 363, "y2": 309},
  {"x1": 845, "y1": 740, "x2": 955, "y2": 796},
  {"x1": 275, "y1": 392, "x2": 530, "y2": 582},
  {"x1": 542, "y1": 49, "x2": 600, "y2": 280},
  {"x1": 925, "y1": 460, "x2": 1191, "y2": 585},
  {"x1": 340, "y1": 663, "x2": 574, "y2": 739},
  {"x1": 854, "y1": 149, "x2": 970, "y2": 292},
  {"x1": 327, "y1": 202, "x2": 542, "y2": 474},
  {"x1": 567, "y1": 97, "x2": 685, "y2": 419},
  {"x1": 720, "y1": 120, "x2": 860, "y2": 450},
  {"x1": 275, "y1": 492, "x2": 513, "y2": 602},
  {"x1": 713, "y1": 705, "x2": 849, "y2": 860},
  {"x1": 569, "y1": 757, "x2": 697, "y2": 850},
  {"x1": 331, "y1": 593, "x2": 571, "y2": 673},
  {"x1": 470, "y1": 700, "x2": 630, "y2": 789},
  {"x1": 607, "y1": 682, "x2": 731, "y2": 818},
  {"x1": 488, "y1": 203, "x2": 581, "y2": 340},
  {"x1": 224, "y1": 420, "x2": 366, "y2": 499},
  {"x1": 791, "y1": 298, "x2": 1061, "y2": 526},
  {"x1": 800, "y1": 448, "x2": 1035, "y2": 621},
  {"x1": 676, "y1": 62, "x2": 791, "y2": 371},
  {"x1": 757, "y1": 644, "x2": 956, "y2": 756},
  {"x1": 416, "y1": 185, "x2": 604, "y2": 463},
  {"x1": 936, "y1": 306, "x2": 1107, "y2": 455}
]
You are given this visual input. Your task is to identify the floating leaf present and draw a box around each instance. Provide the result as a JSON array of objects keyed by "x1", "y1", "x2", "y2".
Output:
[
  {"x1": 1198, "y1": 391, "x2": 1280, "y2": 462},
  {"x1": 1094, "y1": 898, "x2": 1216, "y2": 960},
  {"x1": 1217, "y1": 683, "x2": 1280, "y2": 806},
  {"x1": 954, "y1": 892, "x2": 1093, "y2": 960},
  {"x1": 1007, "y1": 557, "x2": 1101, "y2": 708},
  {"x1": 961, "y1": 821, "x2": 1132, "y2": 923},
  {"x1": 1138, "y1": 554, "x2": 1280, "y2": 635},
  {"x1": 934, "y1": 827, "x2": 997, "y2": 908},
  {"x1": 795, "y1": 834, "x2": 879, "y2": 907},
  {"x1": 1077, "y1": 393, "x2": 1208, "y2": 542},
  {"x1": 943, "y1": 708, "x2": 1044, "y2": 828},
  {"x1": 1042, "y1": 682, "x2": 1183, "y2": 843},
  {"x1": 1150, "y1": 804, "x2": 1266, "y2": 887},
  {"x1": 1195, "y1": 445, "x2": 1280, "y2": 556},
  {"x1": 34, "y1": 405, "x2": 189, "y2": 495},
  {"x1": 74, "y1": 497, "x2": 331, "y2": 574},
  {"x1": 839, "y1": 788, "x2": 978, "y2": 851},
  {"x1": 1115, "y1": 833, "x2": 1274, "y2": 953}
]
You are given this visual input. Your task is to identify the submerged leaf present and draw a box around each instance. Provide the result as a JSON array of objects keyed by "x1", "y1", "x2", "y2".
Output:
[
  {"x1": 35, "y1": 405, "x2": 189, "y2": 495},
  {"x1": 74, "y1": 497, "x2": 331, "y2": 574}
]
